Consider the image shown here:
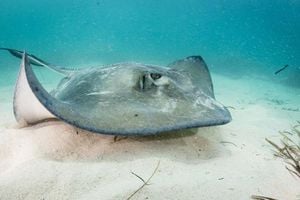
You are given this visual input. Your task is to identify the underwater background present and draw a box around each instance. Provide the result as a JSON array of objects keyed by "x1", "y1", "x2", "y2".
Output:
[
  {"x1": 0, "y1": 0, "x2": 299, "y2": 88},
  {"x1": 0, "y1": 1, "x2": 300, "y2": 199}
]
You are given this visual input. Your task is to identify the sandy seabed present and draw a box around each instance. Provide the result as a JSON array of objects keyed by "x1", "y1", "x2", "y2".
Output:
[{"x1": 0, "y1": 73, "x2": 299, "y2": 200}]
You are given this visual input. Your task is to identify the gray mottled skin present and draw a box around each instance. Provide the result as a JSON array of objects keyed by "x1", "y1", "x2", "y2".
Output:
[{"x1": 21, "y1": 52, "x2": 231, "y2": 136}]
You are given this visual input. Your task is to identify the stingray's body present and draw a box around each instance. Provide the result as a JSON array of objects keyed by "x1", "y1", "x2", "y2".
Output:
[{"x1": 4, "y1": 48, "x2": 231, "y2": 135}]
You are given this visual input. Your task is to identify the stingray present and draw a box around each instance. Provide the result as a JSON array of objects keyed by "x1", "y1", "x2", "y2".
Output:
[{"x1": 2, "y1": 48, "x2": 231, "y2": 135}]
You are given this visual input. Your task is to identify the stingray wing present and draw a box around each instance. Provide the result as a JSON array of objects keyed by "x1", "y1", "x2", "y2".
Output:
[
  {"x1": 13, "y1": 53, "x2": 55, "y2": 125},
  {"x1": 168, "y1": 56, "x2": 214, "y2": 98}
]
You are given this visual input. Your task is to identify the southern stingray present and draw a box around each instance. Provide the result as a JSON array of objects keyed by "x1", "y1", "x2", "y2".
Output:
[{"x1": 1, "y1": 48, "x2": 231, "y2": 135}]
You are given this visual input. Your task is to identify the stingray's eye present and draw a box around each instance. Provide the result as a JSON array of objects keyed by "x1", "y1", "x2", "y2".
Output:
[{"x1": 150, "y1": 73, "x2": 162, "y2": 80}]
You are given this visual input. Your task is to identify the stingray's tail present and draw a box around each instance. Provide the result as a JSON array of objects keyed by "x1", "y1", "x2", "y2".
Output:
[
  {"x1": 0, "y1": 48, "x2": 76, "y2": 75},
  {"x1": 0, "y1": 47, "x2": 49, "y2": 67}
]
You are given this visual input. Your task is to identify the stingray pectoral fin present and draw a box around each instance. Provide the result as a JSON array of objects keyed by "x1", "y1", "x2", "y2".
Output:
[
  {"x1": 14, "y1": 53, "x2": 55, "y2": 125},
  {"x1": 23, "y1": 53, "x2": 98, "y2": 133},
  {"x1": 168, "y1": 56, "x2": 215, "y2": 98}
]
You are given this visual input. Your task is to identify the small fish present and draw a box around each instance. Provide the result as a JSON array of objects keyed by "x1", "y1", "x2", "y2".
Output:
[{"x1": 274, "y1": 64, "x2": 289, "y2": 75}]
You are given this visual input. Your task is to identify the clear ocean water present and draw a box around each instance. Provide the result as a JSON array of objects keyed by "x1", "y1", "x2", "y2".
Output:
[
  {"x1": 1, "y1": 2, "x2": 300, "y2": 198},
  {"x1": 0, "y1": 0, "x2": 299, "y2": 91}
]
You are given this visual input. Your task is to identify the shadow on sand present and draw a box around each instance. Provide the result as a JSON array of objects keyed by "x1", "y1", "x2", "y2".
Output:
[{"x1": 2, "y1": 120, "x2": 230, "y2": 165}]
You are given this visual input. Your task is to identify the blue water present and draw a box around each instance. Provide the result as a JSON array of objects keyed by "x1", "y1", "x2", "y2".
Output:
[
  {"x1": 0, "y1": 0, "x2": 299, "y2": 87},
  {"x1": 1, "y1": 2, "x2": 300, "y2": 198}
]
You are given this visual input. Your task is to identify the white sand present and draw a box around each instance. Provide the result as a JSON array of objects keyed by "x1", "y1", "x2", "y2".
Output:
[{"x1": 0, "y1": 74, "x2": 299, "y2": 200}]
